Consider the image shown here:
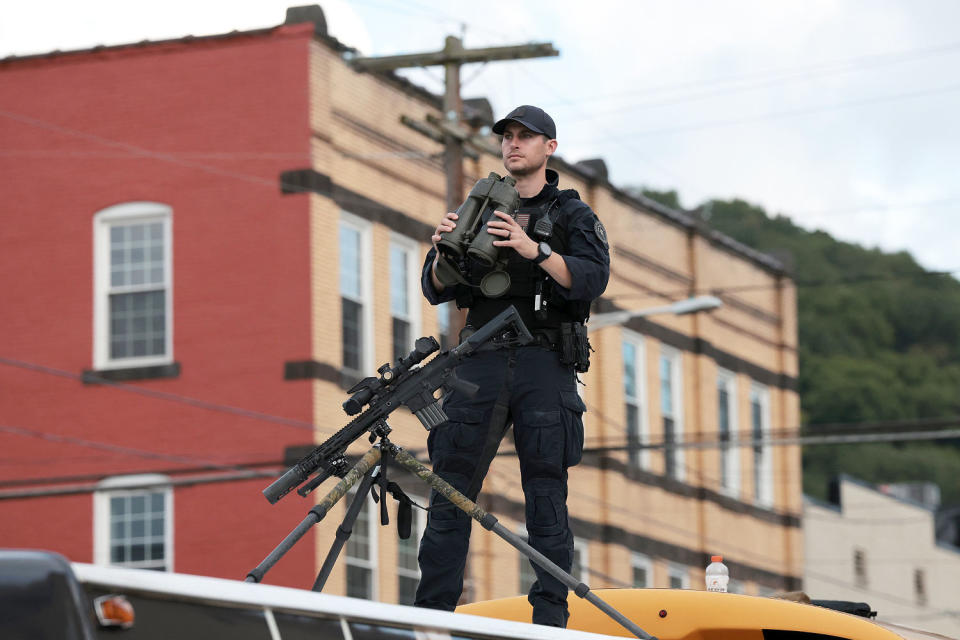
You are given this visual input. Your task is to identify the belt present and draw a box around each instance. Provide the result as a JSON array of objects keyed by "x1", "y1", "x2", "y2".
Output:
[
  {"x1": 531, "y1": 328, "x2": 561, "y2": 351},
  {"x1": 460, "y1": 327, "x2": 561, "y2": 351}
]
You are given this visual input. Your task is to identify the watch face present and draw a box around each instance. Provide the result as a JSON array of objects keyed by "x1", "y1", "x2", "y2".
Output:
[{"x1": 539, "y1": 242, "x2": 552, "y2": 257}]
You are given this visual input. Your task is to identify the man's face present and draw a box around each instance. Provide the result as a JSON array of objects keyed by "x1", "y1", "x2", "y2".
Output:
[{"x1": 500, "y1": 121, "x2": 557, "y2": 177}]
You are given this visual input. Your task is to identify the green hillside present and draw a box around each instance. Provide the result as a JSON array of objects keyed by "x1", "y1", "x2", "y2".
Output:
[{"x1": 641, "y1": 191, "x2": 960, "y2": 506}]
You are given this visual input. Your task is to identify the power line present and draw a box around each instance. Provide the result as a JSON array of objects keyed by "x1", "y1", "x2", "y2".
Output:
[
  {"x1": 0, "y1": 108, "x2": 447, "y2": 215},
  {"x1": 607, "y1": 268, "x2": 960, "y2": 302},
  {"x1": 576, "y1": 82, "x2": 960, "y2": 142},
  {"x1": 542, "y1": 40, "x2": 960, "y2": 107},
  {"x1": 790, "y1": 195, "x2": 960, "y2": 217},
  {"x1": 560, "y1": 42, "x2": 960, "y2": 119},
  {"x1": 0, "y1": 424, "x2": 274, "y2": 479},
  {"x1": 0, "y1": 356, "x2": 321, "y2": 434},
  {"x1": 578, "y1": 429, "x2": 960, "y2": 455}
]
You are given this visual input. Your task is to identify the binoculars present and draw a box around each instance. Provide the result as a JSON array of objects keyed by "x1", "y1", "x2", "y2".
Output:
[{"x1": 435, "y1": 172, "x2": 521, "y2": 297}]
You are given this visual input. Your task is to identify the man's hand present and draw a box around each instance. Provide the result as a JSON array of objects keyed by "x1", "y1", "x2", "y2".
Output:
[
  {"x1": 432, "y1": 212, "x2": 458, "y2": 249},
  {"x1": 488, "y1": 211, "x2": 538, "y2": 260},
  {"x1": 430, "y1": 212, "x2": 459, "y2": 292}
]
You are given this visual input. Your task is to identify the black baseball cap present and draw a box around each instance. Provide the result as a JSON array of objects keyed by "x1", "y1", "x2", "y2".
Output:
[{"x1": 492, "y1": 105, "x2": 556, "y2": 139}]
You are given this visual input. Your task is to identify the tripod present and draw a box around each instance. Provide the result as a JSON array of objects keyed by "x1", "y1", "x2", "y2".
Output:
[{"x1": 245, "y1": 422, "x2": 655, "y2": 640}]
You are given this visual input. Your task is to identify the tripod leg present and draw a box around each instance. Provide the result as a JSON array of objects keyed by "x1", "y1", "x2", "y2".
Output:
[
  {"x1": 246, "y1": 446, "x2": 382, "y2": 584},
  {"x1": 312, "y1": 468, "x2": 378, "y2": 592},
  {"x1": 389, "y1": 445, "x2": 656, "y2": 640}
]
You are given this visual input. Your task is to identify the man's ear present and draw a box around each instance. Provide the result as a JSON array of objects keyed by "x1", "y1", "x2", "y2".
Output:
[{"x1": 545, "y1": 138, "x2": 558, "y2": 157}]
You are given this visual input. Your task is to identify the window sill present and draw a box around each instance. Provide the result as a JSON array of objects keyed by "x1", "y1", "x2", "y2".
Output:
[{"x1": 83, "y1": 362, "x2": 180, "y2": 384}]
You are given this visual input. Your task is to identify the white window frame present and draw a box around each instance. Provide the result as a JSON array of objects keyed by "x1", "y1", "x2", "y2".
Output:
[
  {"x1": 339, "y1": 212, "x2": 374, "y2": 376},
  {"x1": 388, "y1": 234, "x2": 422, "y2": 361},
  {"x1": 93, "y1": 202, "x2": 173, "y2": 370},
  {"x1": 518, "y1": 526, "x2": 536, "y2": 594},
  {"x1": 667, "y1": 563, "x2": 689, "y2": 589},
  {"x1": 396, "y1": 493, "x2": 427, "y2": 605},
  {"x1": 717, "y1": 368, "x2": 741, "y2": 498},
  {"x1": 659, "y1": 346, "x2": 685, "y2": 481},
  {"x1": 93, "y1": 474, "x2": 173, "y2": 571},
  {"x1": 344, "y1": 489, "x2": 378, "y2": 600},
  {"x1": 750, "y1": 382, "x2": 774, "y2": 508},
  {"x1": 622, "y1": 331, "x2": 650, "y2": 470},
  {"x1": 630, "y1": 552, "x2": 653, "y2": 588},
  {"x1": 572, "y1": 537, "x2": 589, "y2": 583},
  {"x1": 436, "y1": 301, "x2": 454, "y2": 351}
]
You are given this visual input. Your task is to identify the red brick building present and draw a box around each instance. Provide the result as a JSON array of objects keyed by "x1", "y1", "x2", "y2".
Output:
[{"x1": 0, "y1": 19, "x2": 321, "y2": 587}]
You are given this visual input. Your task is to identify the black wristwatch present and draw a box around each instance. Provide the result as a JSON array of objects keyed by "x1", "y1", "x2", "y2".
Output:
[{"x1": 533, "y1": 241, "x2": 552, "y2": 265}]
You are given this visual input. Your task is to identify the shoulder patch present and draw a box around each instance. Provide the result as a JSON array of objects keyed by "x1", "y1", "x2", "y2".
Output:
[{"x1": 594, "y1": 219, "x2": 608, "y2": 248}]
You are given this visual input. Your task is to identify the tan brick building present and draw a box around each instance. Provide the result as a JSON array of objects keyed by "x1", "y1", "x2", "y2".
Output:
[
  {"x1": 0, "y1": 5, "x2": 801, "y2": 604},
  {"x1": 288, "y1": 9, "x2": 802, "y2": 604}
]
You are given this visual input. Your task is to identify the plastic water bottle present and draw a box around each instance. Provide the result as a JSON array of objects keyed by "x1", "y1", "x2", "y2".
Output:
[{"x1": 705, "y1": 555, "x2": 729, "y2": 592}]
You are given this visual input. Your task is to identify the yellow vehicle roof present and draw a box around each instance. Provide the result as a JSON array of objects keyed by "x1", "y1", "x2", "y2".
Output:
[{"x1": 458, "y1": 588, "x2": 904, "y2": 640}]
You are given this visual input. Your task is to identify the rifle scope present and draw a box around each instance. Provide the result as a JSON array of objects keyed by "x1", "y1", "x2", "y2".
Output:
[{"x1": 342, "y1": 337, "x2": 439, "y2": 416}]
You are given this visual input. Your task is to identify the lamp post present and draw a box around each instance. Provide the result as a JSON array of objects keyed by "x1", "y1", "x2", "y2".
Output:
[{"x1": 588, "y1": 295, "x2": 723, "y2": 331}]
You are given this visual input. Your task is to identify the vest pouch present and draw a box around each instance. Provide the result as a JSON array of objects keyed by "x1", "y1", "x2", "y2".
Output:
[{"x1": 559, "y1": 322, "x2": 591, "y2": 373}]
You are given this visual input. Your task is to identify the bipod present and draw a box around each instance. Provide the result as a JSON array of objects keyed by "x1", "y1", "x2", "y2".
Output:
[
  {"x1": 312, "y1": 439, "x2": 414, "y2": 593},
  {"x1": 245, "y1": 432, "x2": 656, "y2": 640},
  {"x1": 245, "y1": 443, "x2": 384, "y2": 586}
]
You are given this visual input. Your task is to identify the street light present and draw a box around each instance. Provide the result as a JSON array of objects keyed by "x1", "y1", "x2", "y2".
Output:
[{"x1": 588, "y1": 295, "x2": 723, "y2": 331}]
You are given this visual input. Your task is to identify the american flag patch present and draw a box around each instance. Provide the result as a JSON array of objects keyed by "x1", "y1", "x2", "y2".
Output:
[{"x1": 516, "y1": 213, "x2": 530, "y2": 231}]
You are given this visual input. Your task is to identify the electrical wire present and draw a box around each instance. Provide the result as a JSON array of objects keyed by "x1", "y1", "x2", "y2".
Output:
[
  {"x1": 541, "y1": 40, "x2": 960, "y2": 107},
  {"x1": 606, "y1": 268, "x2": 960, "y2": 302},
  {"x1": 574, "y1": 82, "x2": 960, "y2": 142},
  {"x1": 0, "y1": 424, "x2": 274, "y2": 479},
  {"x1": 0, "y1": 356, "x2": 321, "y2": 434}
]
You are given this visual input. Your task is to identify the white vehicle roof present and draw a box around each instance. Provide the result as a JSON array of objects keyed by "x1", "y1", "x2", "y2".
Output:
[{"x1": 72, "y1": 563, "x2": 626, "y2": 640}]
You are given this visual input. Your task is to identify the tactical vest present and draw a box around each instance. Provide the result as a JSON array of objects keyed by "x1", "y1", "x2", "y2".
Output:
[{"x1": 457, "y1": 189, "x2": 592, "y2": 332}]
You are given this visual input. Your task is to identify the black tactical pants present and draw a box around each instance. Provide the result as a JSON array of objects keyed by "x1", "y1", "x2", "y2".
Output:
[{"x1": 414, "y1": 346, "x2": 586, "y2": 627}]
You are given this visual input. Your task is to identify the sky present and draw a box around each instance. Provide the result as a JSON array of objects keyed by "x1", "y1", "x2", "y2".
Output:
[{"x1": 2, "y1": 0, "x2": 959, "y2": 273}]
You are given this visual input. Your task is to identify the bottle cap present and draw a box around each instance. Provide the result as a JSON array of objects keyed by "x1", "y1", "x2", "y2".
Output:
[{"x1": 711, "y1": 555, "x2": 723, "y2": 562}]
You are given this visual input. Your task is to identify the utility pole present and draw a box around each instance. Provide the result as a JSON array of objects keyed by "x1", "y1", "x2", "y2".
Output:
[
  {"x1": 350, "y1": 36, "x2": 558, "y2": 212},
  {"x1": 349, "y1": 40, "x2": 562, "y2": 599}
]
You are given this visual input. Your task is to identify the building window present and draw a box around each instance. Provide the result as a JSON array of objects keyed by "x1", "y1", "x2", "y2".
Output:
[
  {"x1": 750, "y1": 383, "x2": 773, "y2": 507},
  {"x1": 622, "y1": 333, "x2": 649, "y2": 469},
  {"x1": 631, "y1": 553, "x2": 652, "y2": 588},
  {"x1": 660, "y1": 347, "x2": 684, "y2": 480},
  {"x1": 93, "y1": 203, "x2": 173, "y2": 370},
  {"x1": 94, "y1": 475, "x2": 172, "y2": 571},
  {"x1": 340, "y1": 215, "x2": 372, "y2": 376},
  {"x1": 345, "y1": 489, "x2": 377, "y2": 600},
  {"x1": 853, "y1": 548, "x2": 867, "y2": 588},
  {"x1": 396, "y1": 495, "x2": 427, "y2": 606},
  {"x1": 913, "y1": 568, "x2": 927, "y2": 605},
  {"x1": 668, "y1": 563, "x2": 689, "y2": 589},
  {"x1": 717, "y1": 369, "x2": 740, "y2": 497},
  {"x1": 437, "y1": 301, "x2": 453, "y2": 351},
  {"x1": 572, "y1": 538, "x2": 589, "y2": 582},
  {"x1": 519, "y1": 533, "x2": 587, "y2": 593},
  {"x1": 518, "y1": 528, "x2": 537, "y2": 594},
  {"x1": 389, "y1": 237, "x2": 420, "y2": 363}
]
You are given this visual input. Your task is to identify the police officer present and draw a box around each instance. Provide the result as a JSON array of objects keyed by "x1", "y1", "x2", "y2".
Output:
[{"x1": 415, "y1": 105, "x2": 610, "y2": 627}]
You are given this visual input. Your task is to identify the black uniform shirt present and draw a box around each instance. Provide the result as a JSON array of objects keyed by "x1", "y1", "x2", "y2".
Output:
[{"x1": 421, "y1": 170, "x2": 610, "y2": 322}]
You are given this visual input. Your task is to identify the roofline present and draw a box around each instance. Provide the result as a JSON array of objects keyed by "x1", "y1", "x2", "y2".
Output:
[
  {"x1": 0, "y1": 23, "x2": 311, "y2": 66},
  {"x1": 0, "y1": 18, "x2": 441, "y2": 109},
  {"x1": 549, "y1": 155, "x2": 789, "y2": 278},
  {"x1": 2, "y1": 20, "x2": 783, "y2": 277}
]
